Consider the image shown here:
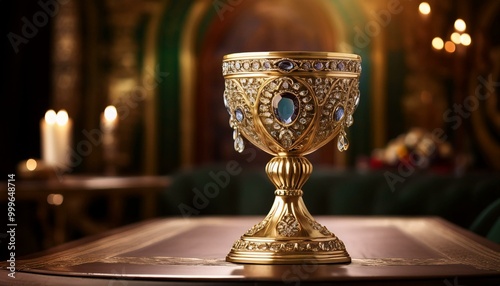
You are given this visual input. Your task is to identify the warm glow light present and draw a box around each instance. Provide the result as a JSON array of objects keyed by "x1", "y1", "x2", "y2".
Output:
[
  {"x1": 26, "y1": 159, "x2": 37, "y2": 171},
  {"x1": 454, "y1": 19, "x2": 466, "y2": 32},
  {"x1": 460, "y1": 33, "x2": 472, "y2": 46},
  {"x1": 45, "y1": 110, "x2": 57, "y2": 125},
  {"x1": 419, "y1": 2, "x2": 431, "y2": 15},
  {"x1": 451, "y1": 32, "x2": 461, "y2": 44},
  {"x1": 432, "y1": 37, "x2": 444, "y2": 50},
  {"x1": 444, "y1": 41, "x2": 456, "y2": 53},
  {"x1": 47, "y1": 194, "x2": 64, "y2": 206},
  {"x1": 56, "y1": 110, "x2": 69, "y2": 126},
  {"x1": 104, "y1": 105, "x2": 118, "y2": 121}
]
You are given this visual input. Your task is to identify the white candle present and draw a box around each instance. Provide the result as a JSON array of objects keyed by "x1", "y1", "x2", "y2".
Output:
[
  {"x1": 41, "y1": 109, "x2": 72, "y2": 168},
  {"x1": 41, "y1": 110, "x2": 57, "y2": 166},
  {"x1": 101, "y1": 105, "x2": 118, "y2": 175},
  {"x1": 56, "y1": 110, "x2": 72, "y2": 167}
]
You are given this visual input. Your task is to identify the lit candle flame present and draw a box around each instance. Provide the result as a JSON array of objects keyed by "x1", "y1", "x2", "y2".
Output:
[
  {"x1": 454, "y1": 19, "x2": 466, "y2": 32},
  {"x1": 419, "y1": 2, "x2": 431, "y2": 15},
  {"x1": 56, "y1": 110, "x2": 69, "y2": 126},
  {"x1": 104, "y1": 105, "x2": 118, "y2": 122},
  {"x1": 26, "y1": 159, "x2": 37, "y2": 171},
  {"x1": 45, "y1": 110, "x2": 57, "y2": 125}
]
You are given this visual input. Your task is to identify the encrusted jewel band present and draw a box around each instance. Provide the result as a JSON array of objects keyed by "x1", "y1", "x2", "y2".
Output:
[{"x1": 223, "y1": 58, "x2": 361, "y2": 76}]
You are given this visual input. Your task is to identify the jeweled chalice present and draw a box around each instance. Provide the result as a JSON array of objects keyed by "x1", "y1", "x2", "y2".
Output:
[{"x1": 223, "y1": 52, "x2": 361, "y2": 264}]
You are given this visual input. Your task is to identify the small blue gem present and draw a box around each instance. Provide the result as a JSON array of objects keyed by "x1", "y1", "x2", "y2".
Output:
[
  {"x1": 277, "y1": 60, "x2": 294, "y2": 72},
  {"x1": 337, "y1": 62, "x2": 345, "y2": 71},
  {"x1": 334, "y1": 106, "x2": 345, "y2": 121},
  {"x1": 235, "y1": 108, "x2": 244, "y2": 122}
]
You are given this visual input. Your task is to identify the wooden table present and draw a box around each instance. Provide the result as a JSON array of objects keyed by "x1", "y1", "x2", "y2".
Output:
[
  {"x1": 1, "y1": 216, "x2": 499, "y2": 285},
  {"x1": 2, "y1": 175, "x2": 170, "y2": 248}
]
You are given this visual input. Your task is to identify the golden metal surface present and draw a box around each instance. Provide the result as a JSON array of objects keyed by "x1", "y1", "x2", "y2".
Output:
[{"x1": 223, "y1": 51, "x2": 362, "y2": 264}]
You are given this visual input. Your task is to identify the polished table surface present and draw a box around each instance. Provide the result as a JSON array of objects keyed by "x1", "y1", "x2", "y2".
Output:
[{"x1": 1, "y1": 216, "x2": 499, "y2": 285}]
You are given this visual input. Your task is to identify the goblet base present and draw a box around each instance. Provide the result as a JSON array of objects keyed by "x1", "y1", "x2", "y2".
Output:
[{"x1": 226, "y1": 156, "x2": 350, "y2": 264}]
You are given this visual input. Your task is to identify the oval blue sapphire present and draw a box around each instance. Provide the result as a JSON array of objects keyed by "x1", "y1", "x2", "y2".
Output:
[
  {"x1": 277, "y1": 60, "x2": 295, "y2": 72},
  {"x1": 273, "y1": 92, "x2": 299, "y2": 124},
  {"x1": 235, "y1": 108, "x2": 244, "y2": 122},
  {"x1": 334, "y1": 106, "x2": 345, "y2": 121}
]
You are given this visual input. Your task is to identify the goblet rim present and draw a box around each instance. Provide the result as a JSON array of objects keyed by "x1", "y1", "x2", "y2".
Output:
[{"x1": 223, "y1": 51, "x2": 360, "y2": 61}]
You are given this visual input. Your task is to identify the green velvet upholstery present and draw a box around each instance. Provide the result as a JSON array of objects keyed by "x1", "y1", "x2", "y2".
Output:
[{"x1": 158, "y1": 165, "x2": 500, "y2": 242}]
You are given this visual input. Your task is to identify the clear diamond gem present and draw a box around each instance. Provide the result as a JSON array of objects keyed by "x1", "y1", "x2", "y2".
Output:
[
  {"x1": 243, "y1": 62, "x2": 250, "y2": 70},
  {"x1": 234, "y1": 135, "x2": 245, "y2": 153},
  {"x1": 337, "y1": 134, "x2": 349, "y2": 152},
  {"x1": 224, "y1": 96, "x2": 231, "y2": 115},
  {"x1": 346, "y1": 114, "x2": 354, "y2": 127},
  {"x1": 263, "y1": 118, "x2": 273, "y2": 124},
  {"x1": 264, "y1": 61, "x2": 271, "y2": 69},
  {"x1": 354, "y1": 93, "x2": 360, "y2": 109},
  {"x1": 279, "y1": 130, "x2": 293, "y2": 148},
  {"x1": 252, "y1": 61, "x2": 260, "y2": 69}
]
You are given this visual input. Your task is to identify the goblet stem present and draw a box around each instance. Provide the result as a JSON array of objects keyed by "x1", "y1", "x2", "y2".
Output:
[{"x1": 226, "y1": 155, "x2": 351, "y2": 264}]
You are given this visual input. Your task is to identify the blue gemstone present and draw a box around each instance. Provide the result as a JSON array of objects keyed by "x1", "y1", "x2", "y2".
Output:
[
  {"x1": 273, "y1": 92, "x2": 299, "y2": 124},
  {"x1": 337, "y1": 62, "x2": 345, "y2": 71},
  {"x1": 334, "y1": 106, "x2": 345, "y2": 121},
  {"x1": 277, "y1": 60, "x2": 294, "y2": 72},
  {"x1": 235, "y1": 108, "x2": 244, "y2": 122}
]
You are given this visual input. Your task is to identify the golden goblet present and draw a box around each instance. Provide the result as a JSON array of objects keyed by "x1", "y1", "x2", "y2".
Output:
[{"x1": 222, "y1": 51, "x2": 361, "y2": 264}]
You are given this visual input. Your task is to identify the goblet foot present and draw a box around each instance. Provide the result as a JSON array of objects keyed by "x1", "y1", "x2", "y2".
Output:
[{"x1": 226, "y1": 156, "x2": 350, "y2": 264}]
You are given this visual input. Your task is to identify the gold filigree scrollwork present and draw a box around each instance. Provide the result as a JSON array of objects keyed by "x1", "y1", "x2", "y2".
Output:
[
  {"x1": 309, "y1": 219, "x2": 333, "y2": 236},
  {"x1": 245, "y1": 219, "x2": 269, "y2": 236},
  {"x1": 277, "y1": 214, "x2": 301, "y2": 237},
  {"x1": 231, "y1": 237, "x2": 346, "y2": 253}
]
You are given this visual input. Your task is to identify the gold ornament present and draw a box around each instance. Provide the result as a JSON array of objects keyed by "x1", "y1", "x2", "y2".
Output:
[{"x1": 223, "y1": 51, "x2": 362, "y2": 264}]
